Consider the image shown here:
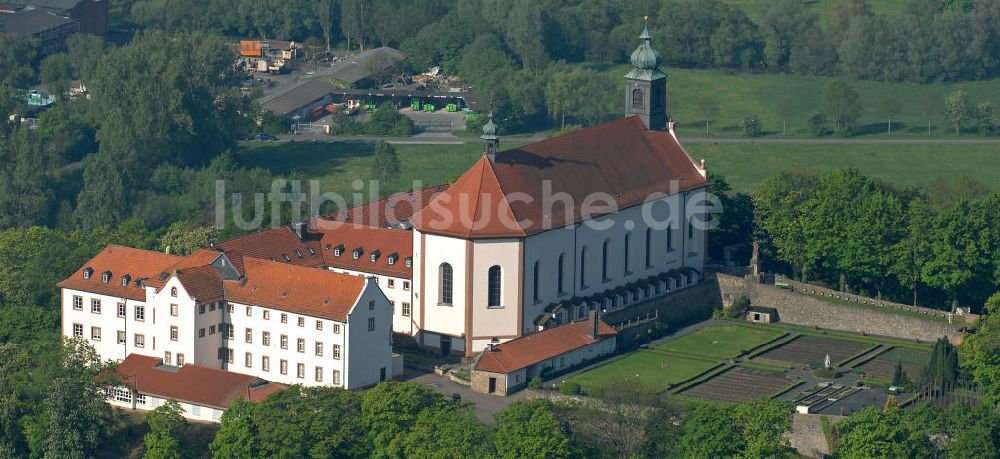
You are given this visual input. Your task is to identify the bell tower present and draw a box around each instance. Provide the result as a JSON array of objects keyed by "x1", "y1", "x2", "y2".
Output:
[
  {"x1": 481, "y1": 115, "x2": 499, "y2": 162},
  {"x1": 624, "y1": 18, "x2": 667, "y2": 131}
]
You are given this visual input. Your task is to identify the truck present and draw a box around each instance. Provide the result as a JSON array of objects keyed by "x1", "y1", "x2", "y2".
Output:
[{"x1": 268, "y1": 59, "x2": 286, "y2": 73}]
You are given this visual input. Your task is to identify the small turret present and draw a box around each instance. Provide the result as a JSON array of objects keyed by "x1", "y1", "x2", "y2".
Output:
[
  {"x1": 481, "y1": 115, "x2": 499, "y2": 162},
  {"x1": 624, "y1": 17, "x2": 668, "y2": 131}
]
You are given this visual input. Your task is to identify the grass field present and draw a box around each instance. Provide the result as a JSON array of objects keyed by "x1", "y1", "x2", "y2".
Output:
[
  {"x1": 654, "y1": 325, "x2": 784, "y2": 359},
  {"x1": 688, "y1": 142, "x2": 1000, "y2": 193},
  {"x1": 563, "y1": 350, "x2": 719, "y2": 393}
]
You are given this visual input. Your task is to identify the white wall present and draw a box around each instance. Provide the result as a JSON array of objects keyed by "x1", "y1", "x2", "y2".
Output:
[
  {"x1": 416, "y1": 232, "x2": 468, "y2": 339},
  {"x1": 345, "y1": 281, "x2": 394, "y2": 389},
  {"x1": 145, "y1": 277, "x2": 198, "y2": 366},
  {"x1": 108, "y1": 389, "x2": 224, "y2": 423},
  {"x1": 327, "y1": 267, "x2": 414, "y2": 335}
]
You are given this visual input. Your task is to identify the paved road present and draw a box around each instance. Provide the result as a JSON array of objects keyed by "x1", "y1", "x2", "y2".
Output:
[{"x1": 402, "y1": 368, "x2": 526, "y2": 424}]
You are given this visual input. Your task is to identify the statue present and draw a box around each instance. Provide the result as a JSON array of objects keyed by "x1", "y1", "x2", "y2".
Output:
[
  {"x1": 750, "y1": 241, "x2": 761, "y2": 280},
  {"x1": 824, "y1": 353, "x2": 832, "y2": 369}
]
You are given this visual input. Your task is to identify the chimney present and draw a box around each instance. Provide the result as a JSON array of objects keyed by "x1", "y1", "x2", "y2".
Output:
[
  {"x1": 291, "y1": 221, "x2": 308, "y2": 240},
  {"x1": 588, "y1": 310, "x2": 599, "y2": 339},
  {"x1": 164, "y1": 245, "x2": 171, "y2": 255}
]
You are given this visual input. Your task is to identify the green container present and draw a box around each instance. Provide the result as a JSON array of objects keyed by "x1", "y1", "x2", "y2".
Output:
[
  {"x1": 422, "y1": 103, "x2": 434, "y2": 112},
  {"x1": 410, "y1": 100, "x2": 421, "y2": 110},
  {"x1": 446, "y1": 103, "x2": 458, "y2": 112},
  {"x1": 366, "y1": 103, "x2": 376, "y2": 110},
  {"x1": 464, "y1": 113, "x2": 479, "y2": 122}
]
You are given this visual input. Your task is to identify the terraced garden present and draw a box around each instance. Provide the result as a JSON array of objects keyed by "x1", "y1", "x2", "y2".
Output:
[
  {"x1": 678, "y1": 367, "x2": 793, "y2": 403},
  {"x1": 857, "y1": 347, "x2": 930, "y2": 381},
  {"x1": 654, "y1": 325, "x2": 785, "y2": 360},
  {"x1": 563, "y1": 350, "x2": 720, "y2": 394},
  {"x1": 752, "y1": 335, "x2": 869, "y2": 368}
]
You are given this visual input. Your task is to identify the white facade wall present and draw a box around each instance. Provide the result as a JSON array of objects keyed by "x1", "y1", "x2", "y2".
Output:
[
  {"x1": 344, "y1": 284, "x2": 395, "y2": 388},
  {"x1": 415, "y1": 233, "x2": 468, "y2": 339},
  {"x1": 327, "y1": 267, "x2": 414, "y2": 335},
  {"x1": 107, "y1": 389, "x2": 224, "y2": 423},
  {"x1": 525, "y1": 338, "x2": 617, "y2": 379},
  {"x1": 468, "y1": 238, "x2": 522, "y2": 352},
  {"x1": 145, "y1": 277, "x2": 199, "y2": 366},
  {"x1": 62, "y1": 289, "x2": 149, "y2": 363}
]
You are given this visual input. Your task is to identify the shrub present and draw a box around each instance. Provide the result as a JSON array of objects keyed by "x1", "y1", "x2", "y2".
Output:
[
  {"x1": 558, "y1": 382, "x2": 581, "y2": 395},
  {"x1": 808, "y1": 113, "x2": 827, "y2": 137},
  {"x1": 741, "y1": 116, "x2": 761, "y2": 136},
  {"x1": 528, "y1": 376, "x2": 543, "y2": 390}
]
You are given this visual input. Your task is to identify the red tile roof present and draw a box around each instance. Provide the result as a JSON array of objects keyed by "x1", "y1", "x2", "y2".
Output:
[
  {"x1": 172, "y1": 265, "x2": 226, "y2": 303},
  {"x1": 57, "y1": 245, "x2": 182, "y2": 301},
  {"x1": 310, "y1": 220, "x2": 413, "y2": 278},
  {"x1": 323, "y1": 184, "x2": 450, "y2": 229},
  {"x1": 215, "y1": 227, "x2": 324, "y2": 273},
  {"x1": 474, "y1": 318, "x2": 616, "y2": 374},
  {"x1": 414, "y1": 117, "x2": 707, "y2": 238},
  {"x1": 116, "y1": 354, "x2": 285, "y2": 409},
  {"x1": 223, "y1": 257, "x2": 367, "y2": 322}
]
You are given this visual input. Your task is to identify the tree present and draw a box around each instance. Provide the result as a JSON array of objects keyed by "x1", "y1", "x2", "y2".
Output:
[
  {"x1": 974, "y1": 102, "x2": 994, "y2": 135},
  {"x1": 252, "y1": 386, "x2": 367, "y2": 458},
  {"x1": 159, "y1": 222, "x2": 220, "y2": 256},
  {"x1": 741, "y1": 115, "x2": 761, "y2": 136},
  {"x1": 494, "y1": 399, "x2": 576, "y2": 459},
  {"x1": 963, "y1": 292, "x2": 1000, "y2": 405},
  {"x1": 822, "y1": 80, "x2": 862, "y2": 134},
  {"x1": 360, "y1": 381, "x2": 440, "y2": 458},
  {"x1": 209, "y1": 398, "x2": 259, "y2": 459},
  {"x1": 808, "y1": 112, "x2": 827, "y2": 136},
  {"x1": 919, "y1": 94, "x2": 938, "y2": 135},
  {"x1": 695, "y1": 96, "x2": 719, "y2": 135},
  {"x1": 754, "y1": 171, "x2": 820, "y2": 280},
  {"x1": 74, "y1": 150, "x2": 127, "y2": 231},
  {"x1": 891, "y1": 361, "x2": 908, "y2": 387},
  {"x1": 834, "y1": 407, "x2": 933, "y2": 458},
  {"x1": 317, "y1": 0, "x2": 337, "y2": 52},
  {"x1": 397, "y1": 404, "x2": 493, "y2": 458},
  {"x1": 144, "y1": 400, "x2": 186, "y2": 459},
  {"x1": 775, "y1": 97, "x2": 794, "y2": 135},
  {"x1": 891, "y1": 197, "x2": 935, "y2": 306},
  {"x1": 371, "y1": 141, "x2": 402, "y2": 196},
  {"x1": 733, "y1": 399, "x2": 793, "y2": 458},
  {"x1": 0, "y1": 128, "x2": 58, "y2": 229},
  {"x1": 923, "y1": 337, "x2": 959, "y2": 390},
  {"x1": 944, "y1": 90, "x2": 972, "y2": 135},
  {"x1": 641, "y1": 401, "x2": 684, "y2": 459},
  {"x1": 876, "y1": 96, "x2": 903, "y2": 135},
  {"x1": 680, "y1": 404, "x2": 742, "y2": 458}
]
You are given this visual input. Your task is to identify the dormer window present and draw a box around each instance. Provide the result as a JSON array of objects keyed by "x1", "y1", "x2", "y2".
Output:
[
  {"x1": 334, "y1": 245, "x2": 344, "y2": 256},
  {"x1": 307, "y1": 247, "x2": 315, "y2": 255},
  {"x1": 83, "y1": 268, "x2": 93, "y2": 279},
  {"x1": 159, "y1": 272, "x2": 170, "y2": 281},
  {"x1": 101, "y1": 271, "x2": 112, "y2": 283},
  {"x1": 283, "y1": 254, "x2": 291, "y2": 262},
  {"x1": 388, "y1": 254, "x2": 397, "y2": 265},
  {"x1": 370, "y1": 250, "x2": 380, "y2": 262},
  {"x1": 352, "y1": 248, "x2": 362, "y2": 260},
  {"x1": 405, "y1": 257, "x2": 412, "y2": 268},
  {"x1": 121, "y1": 275, "x2": 131, "y2": 286},
  {"x1": 295, "y1": 250, "x2": 303, "y2": 258}
]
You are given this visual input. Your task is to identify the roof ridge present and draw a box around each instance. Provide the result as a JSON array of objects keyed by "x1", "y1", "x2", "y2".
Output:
[{"x1": 506, "y1": 117, "x2": 638, "y2": 152}]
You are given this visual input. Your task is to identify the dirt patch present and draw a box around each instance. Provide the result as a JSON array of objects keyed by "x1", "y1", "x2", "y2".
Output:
[{"x1": 679, "y1": 367, "x2": 791, "y2": 403}]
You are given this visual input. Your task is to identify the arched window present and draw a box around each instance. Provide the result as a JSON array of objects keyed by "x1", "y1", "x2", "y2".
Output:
[
  {"x1": 580, "y1": 247, "x2": 587, "y2": 289},
  {"x1": 439, "y1": 263, "x2": 453, "y2": 305},
  {"x1": 487, "y1": 266, "x2": 502, "y2": 307},
  {"x1": 645, "y1": 228, "x2": 653, "y2": 267},
  {"x1": 624, "y1": 232, "x2": 631, "y2": 275},
  {"x1": 632, "y1": 88, "x2": 643, "y2": 108},
  {"x1": 532, "y1": 261, "x2": 540, "y2": 303},
  {"x1": 557, "y1": 253, "x2": 565, "y2": 294},
  {"x1": 601, "y1": 240, "x2": 610, "y2": 281},
  {"x1": 170, "y1": 287, "x2": 178, "y2": 297}
]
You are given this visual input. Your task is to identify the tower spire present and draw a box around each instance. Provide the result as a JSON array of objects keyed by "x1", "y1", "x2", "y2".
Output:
[
  {"x1": 481, "y1": 114, "x2": 499, "y2": 162},
  {"x1": 624, "y1": 18, "x2": 668, "y2": 131}
]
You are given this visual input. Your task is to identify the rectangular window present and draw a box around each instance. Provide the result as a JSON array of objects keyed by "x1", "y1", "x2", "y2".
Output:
[
  {"x1": 297, "y1": 363, "x2": 305, "y2": 379},
  {"x1": 91, "y1": 326, "x2": 101, "y2": 341},
  {"x1": 333, "y1": 323, "x2": 341, "y2": 334},
  {"x1": 297, "y1": 338, "x2": 305, "y2": 353},
  {"x1": 170, "y1": 326, "x2": 178, "y2": 341},
  {"x1": 199, "y1": 304, "x2": 205, "y2": 315},
  {"x1": 227, "y1": 348, "x2": 234, "y2": 364},
  {"x1": 388, "y1": 279, "x2": 395, "y2": 288},
  {"x1": 246, "y1": 306, "x2": 252, "y2": 317},
  {"x1": 135, "y1": 305, "x2": 145, "y2": 321},
  {"x1": 91, "y1": 299, "x2": 101, "y2": 314},
  {"x1": 227, "y1": 303, "x2": 234, "y2": 313},
  {"x1": 245, "y1": 352, "x2": 252, "y2": 368},
  {"x1": 332, "y1": 370, "x2": 341, "y2": 386},
  {"x1": 72, "y1": 295, "x2": 83, "y2": 310},
  {"x1": 315, "y1": 367, "x2": 323, "y2": 382},
  {"x1": 209, "y1": 325, "x2": 216, "y2": 335},
  {"x1": 135, "y1": 334, "x2": 145, "y2": 348},
  {"x1": 136, "y1": 393, "x2": 147, "y2": 405},
  {"x1": 117, "y1": 330, "x2": 126, "y2": 344},
  {"x1": 170, "y1": 304, "x2": 178, "y2": 316},
  {"x1": 118, "y1": 303, "x2": 126, "y2": 318},
  {"x1": 315, "y1": 342, "x2": 323, "y2": 357},
  {"x1": 209, "y1": 303, "x2": 216, "y2": 312},
  {"x1": 262, "y1": 356, "x2": 270, "y2": 372},
  {"x1": 315, "y1": 320, "x2": 323, "y2": 331},
  {"x1": 368, "y1": 317, "x2": 375, "y2": 332},
  {"x1": 280, "y1": 359, "x2": 288, "y2": 375},
  {"x1": 280, "y1": 335, "x2": 288, "y2": 349},
  {"x1": 403, "y1": 281, "x2": 410, "y2": 291},
  {"x1": 218, "y1": 347, "x2": 225, "y2": 360},
  {"x1": 114, "y1": 387, "x2": 131, "y2": 403},
  {"x1": 262, "y1": 331, "x2": 270, "y2": 346},
  {"x1": 402, "y1": 302, "x2": 411, "y2": 317},
  {"x1": 369, "y1": 301, "x2": 374, "y2": 310},
  {"x1": 164, "y1": 351, "x2": 172, "y2": 365},
  {"x1": 245, "y1": 328, "x2": 253, "y2": 344},
  {"x1": 297, "y1": 317, "x2": 305, "y2": 327},
  {"x1": 177, "y1": 354, "x2": 184, "y2": 366},
  {"x1": 199, "y1": 328, "x2": 206, "y2": 338},
  {"x1": 333, "y1": 344, "x2": 341, "y2": 360},
  {"x1": 263, "y1": 310, "x2": 270, "y2": 320},
  {"x1": 281, "y1": 313, "x2": 288, "y2": 323},
  {"x1": 226, "y1": 324, "x2": 234, "y2": 340}
]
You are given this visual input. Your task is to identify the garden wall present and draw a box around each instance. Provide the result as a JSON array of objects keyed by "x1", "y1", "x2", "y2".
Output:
[
  {"x1": 604, "y1": 277, "x2": 723, "y2": 344},
  {"x1": 717, "y1": 273, "x2": 966, "y2": 344}
]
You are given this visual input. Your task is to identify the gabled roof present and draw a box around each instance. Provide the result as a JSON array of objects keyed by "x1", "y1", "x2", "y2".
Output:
[
  {"x1": 215, "y1": 226, "x2": 324, "y2": 274},
  {"x1": 413, "y1": 116, "x2": 707, "y2": 239},
  {"x1": 223, "y1": 257, "x2": 367, "y2": 322},
  {"x1": 259, "y1": 78, "x2": 336, "y2": 115},
  {"x1": 474, "y1": 318, "x2": 616, "y2": 374},
  {"x1": 310, "y1": 222, "x2": 413, "y2": 278},
  {"x1": 322, "y1": 183, "x2": 449, "y2": 229},
  {"x1": 116, "y1": 354, "x2": 285, "y2": 409},
  {"x1": 411, "y1": 156, "x2": 524, "y2": 238},
  {"x1": 57, "y1": 245, "x2": 182, "y2": 301}
]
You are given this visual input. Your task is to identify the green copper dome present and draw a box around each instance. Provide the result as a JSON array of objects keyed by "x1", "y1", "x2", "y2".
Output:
[
  {"x1": 481, "y1": 117, "x2": 499, "y2": 140},
  {"x1": 630, "y1": 25, "x2": 661, "y2": 70}
]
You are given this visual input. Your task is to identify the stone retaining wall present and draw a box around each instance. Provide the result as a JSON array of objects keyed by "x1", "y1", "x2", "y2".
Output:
[{"x1": 718, "y1": 273, "x2": 966, "y2": 343}]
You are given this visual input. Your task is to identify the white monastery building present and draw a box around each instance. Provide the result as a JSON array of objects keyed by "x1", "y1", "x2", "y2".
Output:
[{"x1": 59, "y1": 23, "x2": 710, "y2": 409}]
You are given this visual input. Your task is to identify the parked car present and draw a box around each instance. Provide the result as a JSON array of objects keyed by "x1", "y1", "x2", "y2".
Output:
[{"x1": 254, "y1": 133, "x2": 277, "y2": 141}]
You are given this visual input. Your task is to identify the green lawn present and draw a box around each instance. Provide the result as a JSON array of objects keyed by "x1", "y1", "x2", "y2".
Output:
[
  {"x1": 655, "y1": 325, "x2": 784, "y2": 359},
  {"x1": 564, "y1": 350, "x2": 719, "y2": 393},
  {"x1": 688, "y1": 142, "x2": 1000, "y2": 193}
]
